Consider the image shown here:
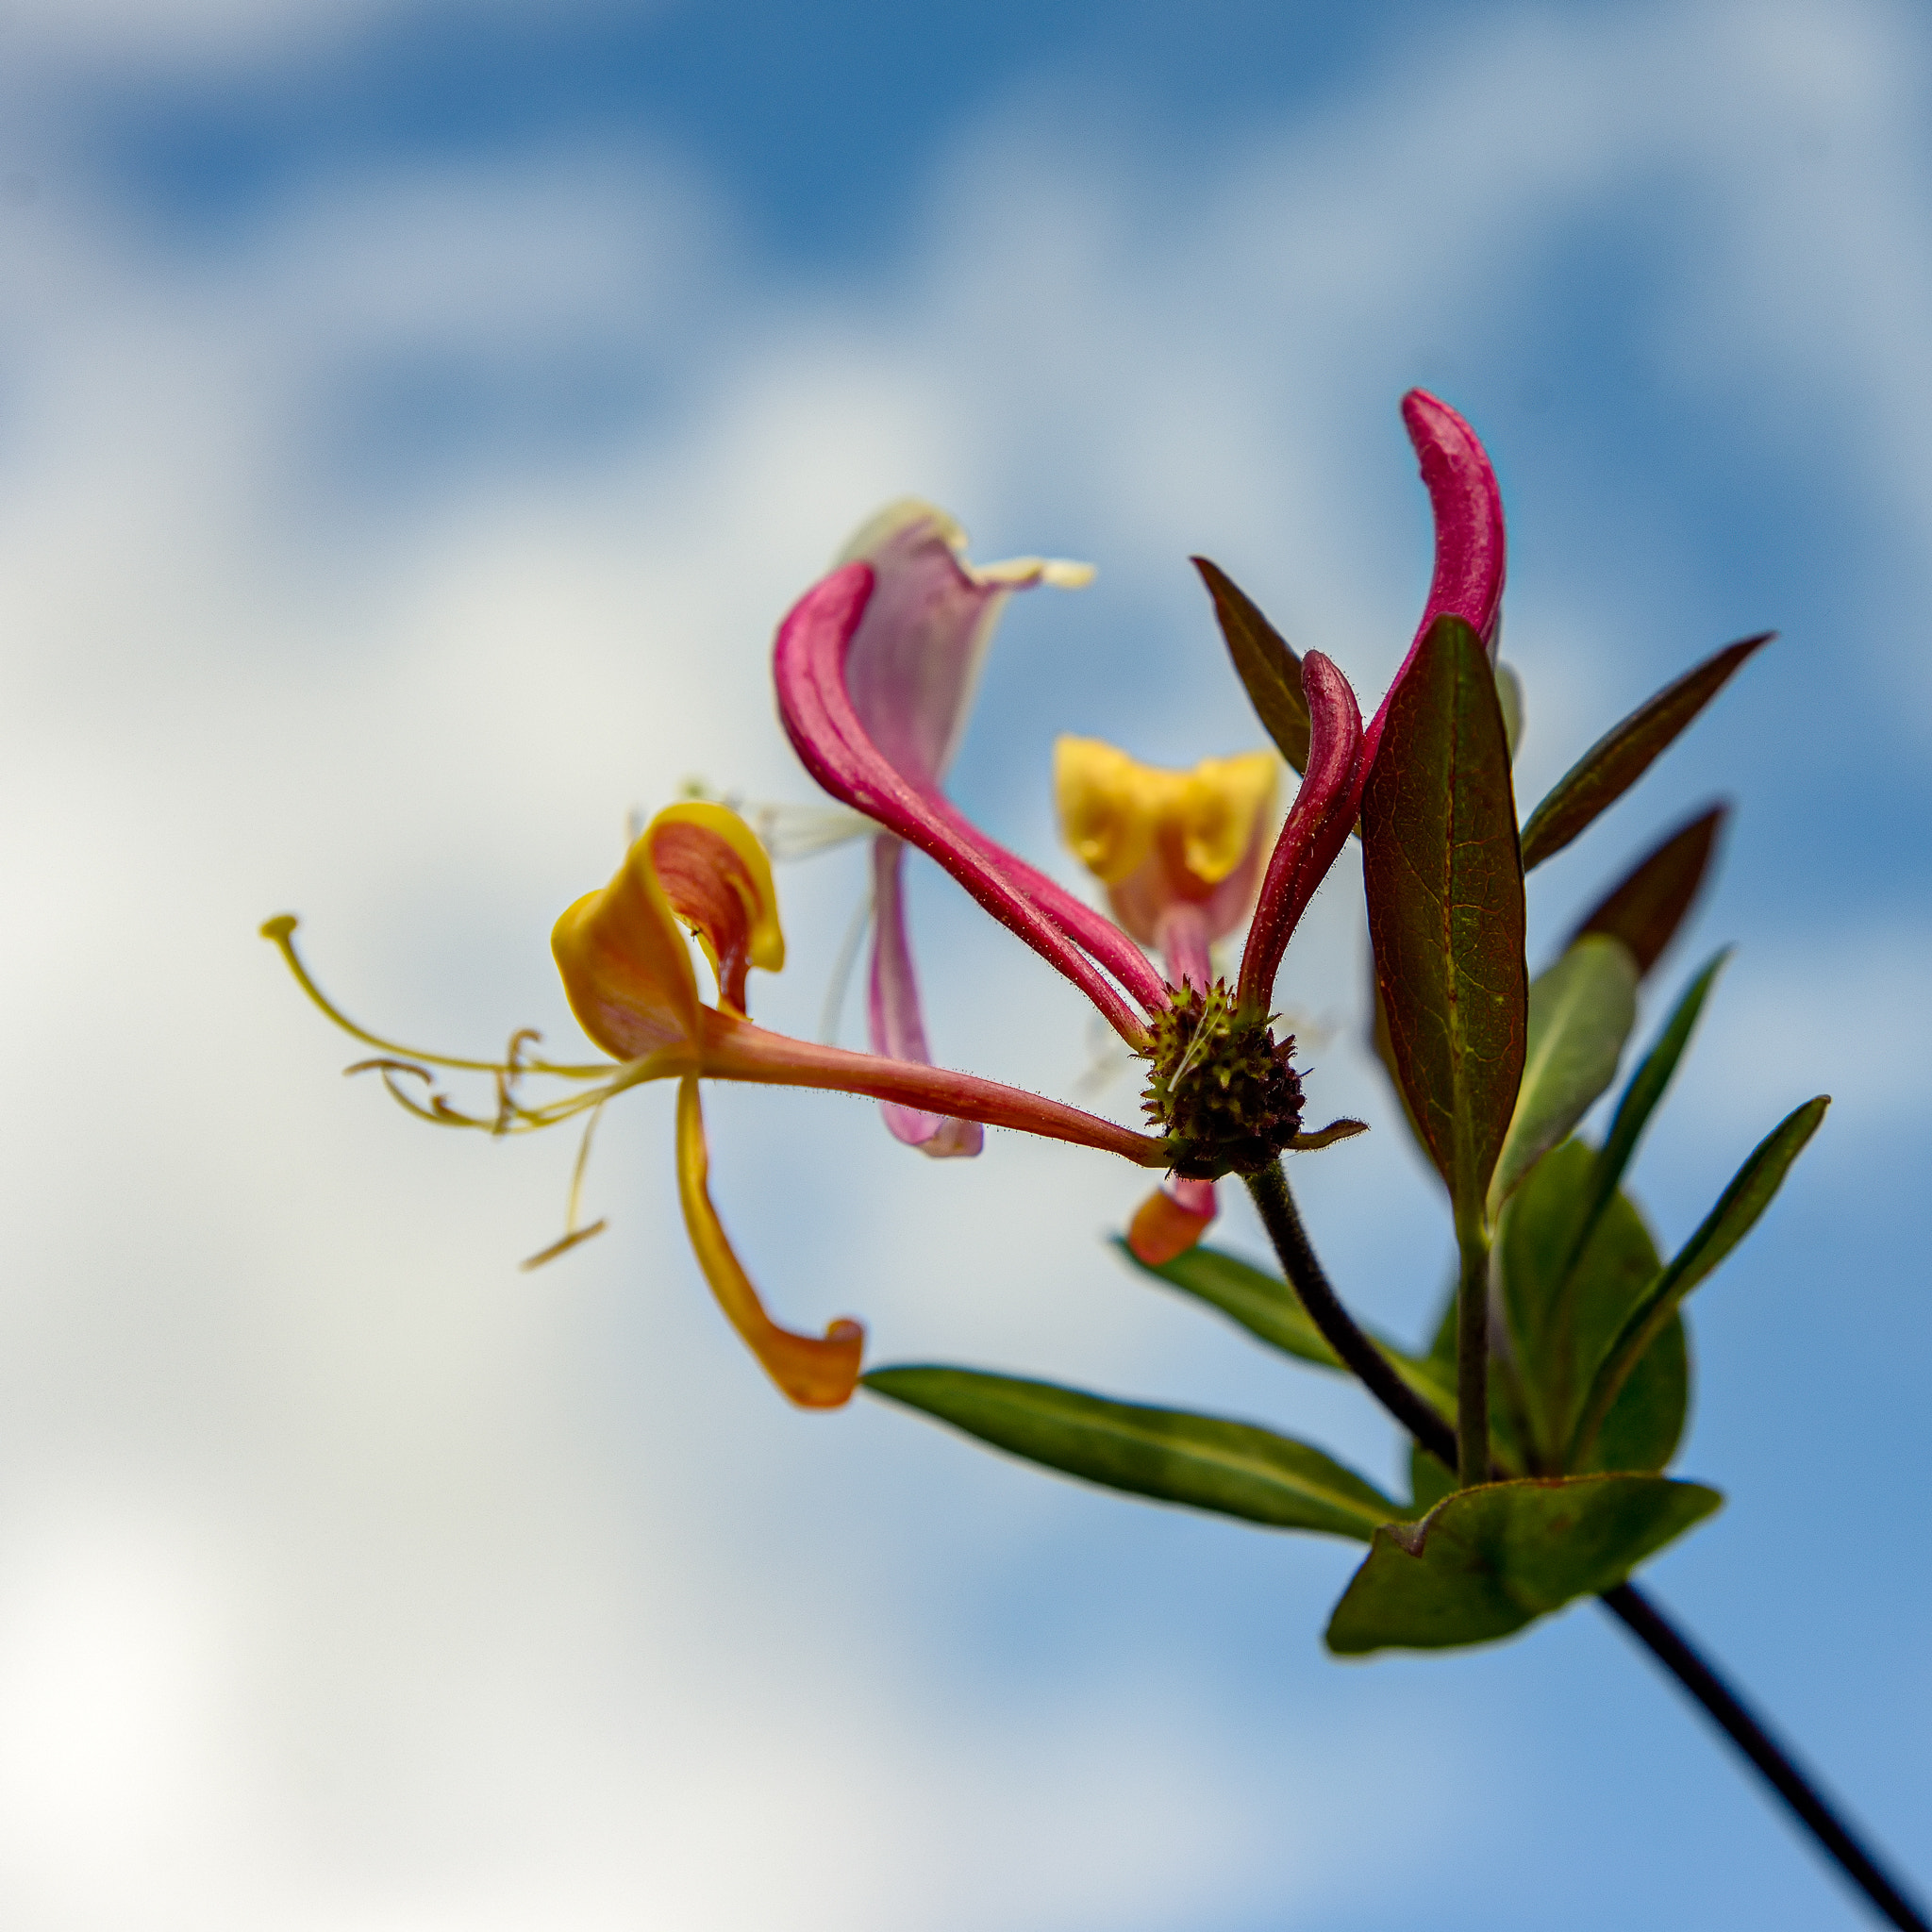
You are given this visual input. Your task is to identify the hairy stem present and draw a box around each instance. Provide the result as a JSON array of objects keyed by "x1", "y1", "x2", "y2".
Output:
[
  {"x1": 1243, "y1": 1163, "x2": 1458, "y2": 1471},
  {"x1": 1456, "y1": 1227, "x2": 1491, "y2": 1486},
  {"x1": 1245, "y1": 1158, "x2": 1929, "y2": 1932}
]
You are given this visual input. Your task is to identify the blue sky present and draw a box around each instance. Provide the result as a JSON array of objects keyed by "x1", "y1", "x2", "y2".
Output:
[{"x1": 0, "y1": 1, "x2": 1927, "y2": 1926}]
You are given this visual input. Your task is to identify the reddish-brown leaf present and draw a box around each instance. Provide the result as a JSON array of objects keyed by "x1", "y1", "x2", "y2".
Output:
[
  {"x1": 1361, "y1": 615, "x2": 1528, "y2": 1232},
  {"x1": 1570, "y1": 805, "x2": 1728, "y2": 978},
  {"x1": 1519, "y1": 635, "x2": 1770, "y2": 871},
  {"x1": 1192, "y1": 557, "x2": 1309, "y2": 773}
]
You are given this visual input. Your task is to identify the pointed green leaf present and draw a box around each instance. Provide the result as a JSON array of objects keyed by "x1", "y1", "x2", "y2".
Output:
[
  {"x1": 1115, "y1": 1239, "x2": 1341, "y2": 1367},
  {"x1": 1497, "y1": 1139, "x2": 1687, "y2": 1474},
  {"x1": 863, "y1": 1366, "x2": 1401, "y2": 1540},
  {"x1": 1193, "y1": 557, "x2": 1308, "y2": 772},
  {"x1": 1325, "y1": 1474, "x2": 1722, "y2": 1654},
  {"x1": 1571, "y1": 805, "x2": 1728, "y2": 977},
  {"x1": 1564, "y1": 949, "x2": 1730, "y2": 1279},
  {"x1": 1520, "y1": 635, "x2": 1771, "y2": 871},
  {"x1": 1490, "y1": 935, "x2": 1640, "y2": 1211},
  {"x1": 1362, "y1": 615, "x2": 1528, "y2": 1235},
  {"x1": 1115, "y1": 1239, "x2": 1460, "y2": 1420},
  {"x1": 1570, "y1": 1096, "x2": 1829, "y2": 1464}
]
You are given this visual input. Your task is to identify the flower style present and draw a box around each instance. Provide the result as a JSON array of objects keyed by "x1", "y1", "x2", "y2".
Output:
[
  {"x1": 831, "y1": 501, "x2": 1092, "y2": 1160},
  {"x1": 264, "y1": 801, "x2": 1165, "y2": 1411}
]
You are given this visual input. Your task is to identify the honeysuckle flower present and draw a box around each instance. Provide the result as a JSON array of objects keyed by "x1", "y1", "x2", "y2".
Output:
[
  {"x1": 775, "y1": 535, "x2": 1372, "y2": 1256},
  {"x1": 264, "y1": 802, "x2": 1165, "y2": 1410},
  {"x1": 834, "y1": 501, "x2": 1093, "y2": 1160}
]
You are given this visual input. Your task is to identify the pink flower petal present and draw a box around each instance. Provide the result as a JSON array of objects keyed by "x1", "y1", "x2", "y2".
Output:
[
  {"x1": 775, "y1": 563, "x2": 1163, "y2": 1042},
  {"x1": 841, "y1": 506, "x2": 1021, "y2": 789},
  {"x1": 868, "y1": 834, "x2": 985, "y2": 1158},
  {"x1": 1238, "y1": 651, "x2": 1365, "y2": 1008},
  {"x1": 1363, "y1": 389, "x2": 1507, "y2": 767}
]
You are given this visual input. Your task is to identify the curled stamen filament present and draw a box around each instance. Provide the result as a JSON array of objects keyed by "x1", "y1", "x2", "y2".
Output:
[{"x1": 260, "y1": 916, "x2": 608, "y2": 1079}]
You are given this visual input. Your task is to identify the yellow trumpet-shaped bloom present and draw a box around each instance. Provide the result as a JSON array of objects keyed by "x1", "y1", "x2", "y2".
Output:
[
  {"x1": 550, "y1": 802, "x2": 860, "y2": 1405},
  {"x1": 1053, "y1": 738, "x2": 1278, "y2": 950},
  {"x1": 268, "y1": 800, "x2": 1165, "y2": 1410}
]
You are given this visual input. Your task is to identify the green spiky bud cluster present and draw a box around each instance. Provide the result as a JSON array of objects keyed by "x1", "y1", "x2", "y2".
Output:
[{"x1": 1141, "y1": 980, "x2": 1305, "y2": 1178}]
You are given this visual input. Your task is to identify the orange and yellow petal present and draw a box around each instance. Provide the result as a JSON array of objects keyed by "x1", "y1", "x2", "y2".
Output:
[
  {"x1": 1126, "y1": 1178, "x2": 1219, "y2": 1265},
  {"x1": 553, "y1": 803, "x2": 785, "y2": 1060},
  {"x1": 1054, "y1": 736, "x2": 1165, "y2": 885},
  {"x1": 647, "y1": 803, "x2": 784, "y2": 1013},
  {"x1": 675, "y1": 1075, "x2": 864, "y2": 1409}
]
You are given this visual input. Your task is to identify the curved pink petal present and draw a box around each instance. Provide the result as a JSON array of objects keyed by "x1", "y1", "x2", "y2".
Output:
[
  {"x1": 1152, "y1": 901, "x2": 1214, "y2": 995},
  {"x1": 1238, "y1": 651, "x2": 1365, "y2": 1008},
  {"x1": 775, "y1": 563, "x2": 1165, "y2": 1042},
  {"x1": 841, "y1": 508, "x2": 1017, "y2": 790},
  {"x1": 1362, "y1": 390, "x2": 1507, "y2": 767},
  {"x1": 868, "y1": 835, "x2": 984, "y2": 1158}
]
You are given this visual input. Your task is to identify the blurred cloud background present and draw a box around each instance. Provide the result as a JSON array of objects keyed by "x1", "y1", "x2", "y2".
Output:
[{"x1": 0, "y1": 0, "x2": 1927, "y2": 1924}]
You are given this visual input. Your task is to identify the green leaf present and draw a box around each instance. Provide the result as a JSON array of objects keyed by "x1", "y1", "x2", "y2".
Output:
[
  {"x1": 1569, "y1": 1096, "x2": 1829, "y2": 1465},
  {"x1": 1408, "y1": 1441, "x2": 1458, "y2": 1517},
  {"x1": 1193, "y1": 558, "x2": 1308, "y2": 772},
  {"x1": 1324, "y1": 1474, "x2": 1723, "y2": 1654},
  {"x1": 1497, "y1": 1139, "x2": 1687, "y2": 1474},
  {"x1": 1490, "y1": 935, "x2": 1640, "y2": 1212},
  {"x1": 1520, "y1": 635, "x2": 1771, "y2": 871},
  {"x1": 1361, "y1": 614, "x2": 1528, "y2": 1235},
  {"x1": 1115, "y1": 1239, "x2": 1460, "y2": 1428},
  {"x1": 1114, "y1": 1239, "x2": 1341, "y2": 1368},
  {"x1": 1570, "y1": 805, "x2": 1727, "y2": 977},
  {"x1": 863, "y1": 1365, "x2": 1402, "y2": 1540},
  {"x1": 1564, "y1": 949, "x2": 1730, "y2": 1280}
]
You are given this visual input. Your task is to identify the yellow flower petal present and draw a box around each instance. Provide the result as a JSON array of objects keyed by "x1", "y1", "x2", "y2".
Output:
[
  {"x1": 675, "y1": 1076, "x2": 864, "y2": 1409},
  {"x1": 649, "y1": 802, "x2": 785, "y2": 1008},
  {"x1": 553, "y1": 803, "x2": 785, "y2": 1060},
  {"x1": 1053, "y1": 736, "x2": 1169, "y2": 884},
  {"x1": 1177, "y1": 751, "x2": 1279, "y2": 886}
]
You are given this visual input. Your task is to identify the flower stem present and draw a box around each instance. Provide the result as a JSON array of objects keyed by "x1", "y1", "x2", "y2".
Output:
[
  {"x1": 1456, "y1": 1227, "x2": 1491, "y2": 1487},
  {"x1": 1600, "y1": 1582, "x2": 1929, "y2": 1932},
  {"x1": 1245, "y1": 1158, "x2": 1928, "y2": 1932},
  {"x1": 1242, "y1": 1163, "x2": 1458, "y2": 1470}
]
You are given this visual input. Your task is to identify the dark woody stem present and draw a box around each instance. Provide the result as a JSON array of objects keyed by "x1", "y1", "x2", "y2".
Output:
[
  {"x1": 1243, "y1": 1163, "x2": 1459, "y2": 1467},
  {"x1": 1242, "y1": 1158, "x2": 1930, "y2": 1932}
]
